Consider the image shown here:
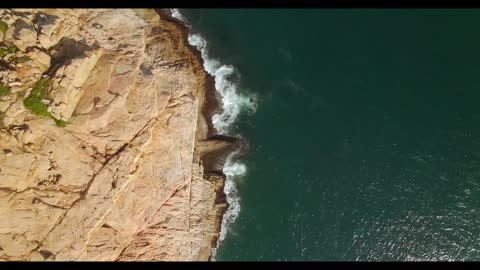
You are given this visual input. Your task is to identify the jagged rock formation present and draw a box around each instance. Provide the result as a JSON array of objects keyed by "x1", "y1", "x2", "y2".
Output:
[{"x1": 0, "y1": 8, "x2": 232, "y2": 261}]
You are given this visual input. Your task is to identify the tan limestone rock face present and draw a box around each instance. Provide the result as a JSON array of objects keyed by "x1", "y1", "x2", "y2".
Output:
[{"x1": 0, "y1": 9, "x2": 227, "y2": 261}]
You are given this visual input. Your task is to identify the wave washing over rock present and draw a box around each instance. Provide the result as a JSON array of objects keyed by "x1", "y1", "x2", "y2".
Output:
[{"x1": 170, "y1": 9, "x2": 256, "y2": 259}]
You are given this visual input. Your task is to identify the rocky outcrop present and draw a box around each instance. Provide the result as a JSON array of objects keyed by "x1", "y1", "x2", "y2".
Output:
[{"x1": 0, "y1": 9, "x2": 232, "y2": 261}]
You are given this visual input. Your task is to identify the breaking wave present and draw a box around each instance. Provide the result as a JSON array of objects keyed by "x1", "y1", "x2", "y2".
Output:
[
  {"x1": 186, "y1": 34, "x2": 256, "y2": 133},
  {"x1": 170, "y1": 9, "x2": 256, "y2": 259}
]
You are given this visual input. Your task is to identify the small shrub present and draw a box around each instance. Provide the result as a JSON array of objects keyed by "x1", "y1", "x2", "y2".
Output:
[
  {"x1": 23, "y1": 78, "x2": 67, "y2": 128},
  {"x1": 23, "y1": 78, "x2": 52, "y2": 117},
  {"x1": 0, "y1": 20, "x2": 7, "y2": 34},
  {"x1": 53, "y1": 118, "x2": 66, "y2": 127},
  {"x1": 8, "y1": 55, "x2": 29, "y2": 64},
  {"x1": 0, "y1": 45, "x2": 18, "y2": 58},
  {"x1": 7, "y1": 46, "x2": 17, "y2": 54},
  {"x1": 0, "y1": 47, "x2": 7, "y2": 58},
  {"x1": 0, "y1": 84, "x2": 11, "y2": 96}
]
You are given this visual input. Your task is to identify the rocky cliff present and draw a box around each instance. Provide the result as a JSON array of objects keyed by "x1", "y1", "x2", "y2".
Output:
[{"x1": 0, "y1": 8, "x2": 232, "y2": 261}]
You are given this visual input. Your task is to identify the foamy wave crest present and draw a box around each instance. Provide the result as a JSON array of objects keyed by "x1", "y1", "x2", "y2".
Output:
[
  {"x1": 170, "y1": 8, "x2": 190, "y2": 26},
  {"x1": 171, "y1": 8, "x2": 256, "y2": 133},
  {"x1": 211, "y1": 151, "x2": 247, "y2": 260},
  {"x1": 170, "y1": 8, "x2": 254, "y2": 260},
  {"x1": 188, "y1": 33, "x2": 256, "y2": 133},
  {"x1": 223, "y1": 161, "x2": 247, "y2": 176}
]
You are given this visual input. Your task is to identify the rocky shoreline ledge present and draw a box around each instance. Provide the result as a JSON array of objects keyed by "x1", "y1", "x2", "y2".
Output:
[
  {"x1": 157, "y1": 8, "x2": 245, "y2": 261},
  {"x1": 0, "y1": 8, "x2": 237, "y2": 261}
]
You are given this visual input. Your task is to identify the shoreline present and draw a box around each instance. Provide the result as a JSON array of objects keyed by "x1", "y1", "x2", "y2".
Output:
[
  {"x1": 155, "y1": 9, "x2": 246, "y2": 260},
  {"x1": 155, "y1": 9, "x2": 221, "y2": 139}
]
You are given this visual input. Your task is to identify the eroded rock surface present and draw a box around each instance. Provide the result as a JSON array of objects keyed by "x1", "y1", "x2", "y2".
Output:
[{"x1": 0, "y1": 9, "x2": 228, "y2": 261}]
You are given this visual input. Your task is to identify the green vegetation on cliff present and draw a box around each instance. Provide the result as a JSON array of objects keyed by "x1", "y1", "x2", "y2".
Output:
[
  {"x1": 0, "y1": 20, "x2": 7, "y2": 34},
  {"x1": 0, "y1": 43, "x2": 28, "y2": 64},
  {"x1": 0, "y1": 44, "x2": 18, "y2": 58},
  {"x1": 8, "y1": 55, "x2": 30, "y2": 64},
  {"x1": 23, "y1": 78, "x2": 67, "y2": 127},
  {"x1": 54, "y1": 118, "x2": 66, "y2": 127},
  {"x1": 0, "y1": 84, "x2": 11, "y2": 97},
  {"x1": 23, "y1": 78, "x2": 52, "y2": 117}
]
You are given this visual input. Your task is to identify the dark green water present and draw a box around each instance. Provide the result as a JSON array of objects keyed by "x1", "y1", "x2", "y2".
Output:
[{"x1": 181, "y1": 9, "x2": 480, "y2": 261}]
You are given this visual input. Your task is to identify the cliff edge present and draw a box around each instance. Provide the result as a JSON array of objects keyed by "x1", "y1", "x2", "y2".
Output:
[{"x1": 0, "y1": 8, "x2": 231, "y2": 261}]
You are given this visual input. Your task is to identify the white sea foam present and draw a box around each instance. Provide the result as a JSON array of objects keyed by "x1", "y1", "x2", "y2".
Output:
[
  {"x1": 170, "y1": 8, "x2": 189, "y2": 25},
  {"x1": 171, "y1": 9, "x2": 256, "y2": 134},
  {"x1": 170, "y1": 9, "x2": 255, "y2": 259},
  {"x1": 187, "y1": 34, "x2": 256, "y2": 133},
  {"x1": 211, "y1": 150, "x2": 247, "y2": 260}
]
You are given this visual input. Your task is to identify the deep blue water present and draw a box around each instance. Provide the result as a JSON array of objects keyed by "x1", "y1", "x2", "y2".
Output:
[{"x1": 181, "y1": 9, "x2": 480, "y2": 261}]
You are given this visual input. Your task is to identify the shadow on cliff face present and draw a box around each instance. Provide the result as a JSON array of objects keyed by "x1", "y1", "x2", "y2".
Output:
[
  {"x1": 46, "y1": 37, "x2": 99, "y2": 77},
  {"x1": 10, "y1": 17, "x2": 34, "y2": 40},
  {"x1": 32, "y1": 12, "x2": 60, "y2": 35},
  {"x1": 201, "y1": 135, "x2": 249, "y2": 175}
]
